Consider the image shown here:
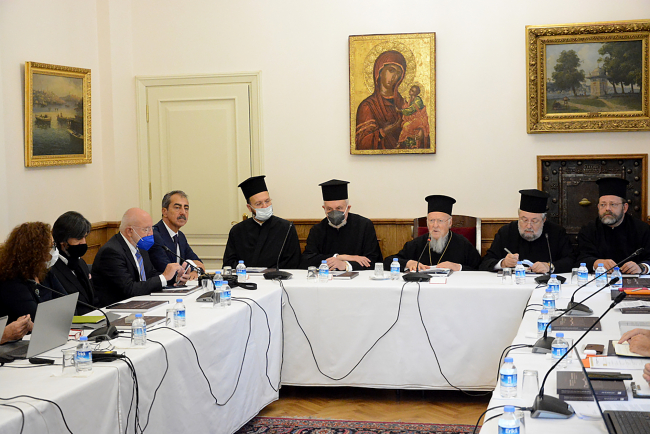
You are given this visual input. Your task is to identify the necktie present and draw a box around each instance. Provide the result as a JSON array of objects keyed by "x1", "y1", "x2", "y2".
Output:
[
  {"x1": 173, "y1": 235, "x2": 180, "y2": 263},
  {"x1": 135, "y1": 251, "x2": 146, "y2": 281}
]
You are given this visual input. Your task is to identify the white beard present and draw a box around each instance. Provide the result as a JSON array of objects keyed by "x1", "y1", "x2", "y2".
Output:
[{"x1": 429, "y1": 232, "x2": 450, "y2": 254}]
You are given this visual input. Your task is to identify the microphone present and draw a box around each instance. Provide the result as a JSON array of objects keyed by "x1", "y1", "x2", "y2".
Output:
[
  {"x1": 535, "y1": 233, "x2": 566, "y2": 285},
  {"x1": 27, "y1": 279, "x2": 119, "y2": 342},
  {"x1": 264, "y1": 222, "x2": 294, "y2": 280},
  {"x1": 161, "y1": 245, "x2": 203, "y2": 274},
  {"x1": 532, "y1": 276, "x2": 619, "y2": 353},
  {"x1": 531, "y1": 291, "x2": 626, "y2": 418},
  {"x1": 566, "y1": 248, "x2": 643, "y2": 315},
  {"x1": 403, "y1": 237, "x2": 432, "y2": 282}
]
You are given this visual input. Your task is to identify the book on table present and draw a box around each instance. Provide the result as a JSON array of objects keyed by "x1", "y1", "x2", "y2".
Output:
[
  {"x1": 557, "y1": 371, "x2": 628, "y2": 401},
  {"x1": 105, "y1": 300, "x2": 169, "y2": 313},
  {"x1": 111, "y1": 315, "x2": 166, "y2": 330},
  {"x1": 151, "y1": 285, "x2": 200, "y2": 296},
  {"x1": 331, "y1": 271, "x2": 359, "y2": 279}
]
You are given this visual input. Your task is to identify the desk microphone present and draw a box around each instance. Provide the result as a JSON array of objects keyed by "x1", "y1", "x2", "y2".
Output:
[
  {"x1": 264, "y1": 222, "x2": 294, "y2": 280},
  {"x1": 403, "y1": 237, "x2": 432, "y2": 282},
  {"x1": 532, "y1": 276, "x2": 619, "y2": 353},
  {"x1": 535, "y1": 233, "x2": 566, "y2": 285},
  {"x1": 531, "y1": 291, "x2": 626, "y2": 419},
  {"x1": 566, "y1": 248, "x2": 643, "y2": 315},
  {"x1": 161, "y1": 245, "x2": 203, "y2": 274},
  {"x1": 27, "y1": 279, "x2": 119, "y2": 342}
]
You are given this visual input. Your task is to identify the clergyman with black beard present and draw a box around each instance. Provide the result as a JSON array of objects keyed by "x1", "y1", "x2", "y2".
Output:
[
  {"x1": 300, "y1": 179, "x2": 382, "y2": 271},
  {"x1": 479, "y1": 189, "x2": 574, "y2": 273},
  {"x1": 577, "y1": 177, "x2": 650, "y2": 274},
  {"x1": 385, "y1": 195, "x2": 481, "y2": 272}
]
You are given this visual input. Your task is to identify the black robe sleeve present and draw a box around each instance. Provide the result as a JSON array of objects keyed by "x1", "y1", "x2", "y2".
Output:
[{"x1": 479, "y1": 224, "x2": 509, "y2": 271}]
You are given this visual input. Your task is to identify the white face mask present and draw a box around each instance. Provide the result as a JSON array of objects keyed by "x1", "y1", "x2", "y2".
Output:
[
  {"x1": 253, "y1": 205, "x2": 273, "y2": 222},
  {"x1": 46, "y1": 247, "x2": 59, "y2": 268}
]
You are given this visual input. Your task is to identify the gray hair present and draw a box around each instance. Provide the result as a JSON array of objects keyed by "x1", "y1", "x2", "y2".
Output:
[
  {"x1": 162, "y1": 190, "x2": 188, "y2": 209},
  {"x1": 517, "y1": 209, "x2": 547, "y2": 220},
  {"x1": 323, "y1": 199, "x2": 349, "y2": 207}
]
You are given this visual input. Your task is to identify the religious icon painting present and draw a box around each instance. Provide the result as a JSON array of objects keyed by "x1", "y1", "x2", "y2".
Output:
[{"x1": 349, "y1": 33, "x2": 436, "y2": 155}]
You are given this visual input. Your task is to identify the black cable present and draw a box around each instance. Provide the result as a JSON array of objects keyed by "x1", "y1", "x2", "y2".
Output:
[
  {"x1": 280, "y1": 278, "x2": 407, "y2": 381},
  {"x1": 141, "y1": 339, "x2": 169, "y2": 432},
  {"x1": 494, "y1": 344, "x2": 532, "y2": 386},
  {"x1": 522, "y1": 308, "x2": 541, "y2": 316},
  {"x1": 472, "y1": 405, "x2": 531, "y2": 434},
  {"x1": 0, "y1": 403, "x2": 24, "y2": 434},
  {"x1": 0, "y1": 395, "x2": 73, "y2": 433}
]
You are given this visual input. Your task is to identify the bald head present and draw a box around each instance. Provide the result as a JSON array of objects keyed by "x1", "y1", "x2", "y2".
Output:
[{"x1": 120, "y1": 208, "x2": 153, "y2": 246}]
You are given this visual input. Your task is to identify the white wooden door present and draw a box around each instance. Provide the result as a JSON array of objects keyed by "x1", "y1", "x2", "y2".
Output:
[{"x1": 136, "y1": 74, "x2": 263, "y2": 269}]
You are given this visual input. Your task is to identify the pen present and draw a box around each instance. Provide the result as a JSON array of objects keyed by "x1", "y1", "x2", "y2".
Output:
[{"x1": 504, "y1": 248, "x2": 513, "y2": 255}]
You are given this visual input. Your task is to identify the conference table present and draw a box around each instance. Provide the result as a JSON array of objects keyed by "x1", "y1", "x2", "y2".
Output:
[
  {"x1": 0, "y1": 283, "x2": 282, "y2": 434},
  {"x1": 479, "y1": 276, "x2": 650, "y2": 433}
]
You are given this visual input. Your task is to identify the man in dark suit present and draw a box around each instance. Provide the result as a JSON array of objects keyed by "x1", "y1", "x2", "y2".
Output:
[
  {"x1": 92, "y1": 208, "x2": 188, "y2": 307},
  {"x1": 149, "y1": 190, "x2": 204, "y2": 277}
]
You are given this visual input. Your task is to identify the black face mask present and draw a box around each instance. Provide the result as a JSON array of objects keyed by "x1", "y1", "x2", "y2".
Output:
[
  {"x1": 327, "y1": 210, "x2": 346, "y2": 226},
  {"x1": 66, "y1": 243, "x2": 88, "y2": 259}
]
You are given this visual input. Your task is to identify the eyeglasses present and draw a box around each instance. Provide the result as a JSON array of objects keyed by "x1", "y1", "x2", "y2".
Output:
[
  {"x1": 428, "y1": 218, "x2": 451, "y2": 226},
  {"x1": 131, "y1": 226, "x2": 153, "y2": 234},
  {"x1": 598, "y1": 202, "x2": 624, "y2": 209},
  {"x1": 519, "y1": 217, "x2": 543, "y2": 226},
  {"x1": 252, "y1": 198, "x2": 272, "y2": 208}
]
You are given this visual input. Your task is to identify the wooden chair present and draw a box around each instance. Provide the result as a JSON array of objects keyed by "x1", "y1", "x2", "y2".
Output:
[{"x1": 412, "y1": 215, "x2": 481, "y2": 253}]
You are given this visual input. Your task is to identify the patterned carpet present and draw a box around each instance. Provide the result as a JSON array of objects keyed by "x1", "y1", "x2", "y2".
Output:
[{"x1": 236, "y1": 417, "x2": 479, "y2": 434}]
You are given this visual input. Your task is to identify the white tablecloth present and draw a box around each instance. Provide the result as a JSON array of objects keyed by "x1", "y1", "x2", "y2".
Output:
[
  {"x1": 280, "y1": 270, "x2": 535, "y2": 389},
  {"x1": 0, "y1": 284, "x2": 282, "y2": 434},
  {"x1": 480, "y1": 277, "x2": 650, "y2": 433}
]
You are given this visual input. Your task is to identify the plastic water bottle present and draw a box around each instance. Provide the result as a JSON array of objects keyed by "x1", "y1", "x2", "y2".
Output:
[
  {"x1": 221, "y1": 281, "x2": 231, "y2": 307},
  {"x1": 236, "y1": 260, "x2": 247, "y2": 283},
  {"x1": 131, "y1": 313, "x2": 146, "y2": 346},
  {"x1": 499, "y1": 357, "x2": 517, "y2": 398},
  {"x1": 537, "y1": 309, "x2": 551, "y2": 337},
  {"x1": 595, "y1": 263, "x2": 607, "y2": 287},
  {"x1": 319, "y1": 260, "x2": 329, "y2": 283},
  {"x1": 611, "y1": 266, "x2": 623, "y2": 290},
  {"x1": 542, "y1": 288, "x2": 556, "y2": 314},
  {"x1": 390, "y1": 258, "x2": 400, "y2": 280},
  {"x1": 212, "y1": 279, "x2": 222, "y2": 307},
  {"x1": 515, "y1": 261, "x2": 526, "y2": 285},
  {"x1": 578, "y1": 262, "x2": 589, "y2": 285},
  {"x1": 552, "y1": 332, "x2": 569, "y2": 369},
  {"x1": 498, "y1": 405, "x2": 520, "y2": 434},
  {"x1": 548, "y1": 274, "x2": 560, "y2": 300},
  {"x1": 173, "y1": 298, "x2": 186, "y2": 327},
  {"x1": 75, "y1": 336, "x2": 92, "y2": 372}
]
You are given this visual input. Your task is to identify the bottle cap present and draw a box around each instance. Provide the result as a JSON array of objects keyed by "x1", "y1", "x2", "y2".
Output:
[
  {"x1": 239, "y1": 260, "x2": 244, "y2": 264},
  {"x1": 504, "y1": 357, "x2": 513, "y2": 363},
  {"x1": 504, "y1": 405, "x2": 515, "y2": 413},
  {"x1": 580, "y1": 263, "x2": 586, "y2": 266},
  {"x1": 322, "y1": 260, "x2": 327, "y2": 264},
  {"x1": 598, "y1": 263, "x2": 604, "y2": 267},
  {"x1": 215, "y1": 271, "x2": 222, "y2": 275},
  {"x1": 614, "y1": 266, "x2": 620, "y2": 270},
  {"x1": 80, "y1": 336, "x2": 88, "y2": 341},
  {"x1": 176, "y1": 298, "x2": 183, "y2": 302},
  {"x1": 551, "y1": 274, "x2": 557, "y2": 278},
  {"x1": 517, "y1": 261, "x2": 523, "y2": 265},
  {"x1": 393, "y1": 258, "x2": 398, "y2": 261},
  {"x1": 135, "y1": 313, "x2": 142, "y2": 318},
  {"x1": 541, "y1": 309, "x2": 548, "y2": 314},
  {"x1": 556, "y1": 332, "x2": 564, "y2": 338}
]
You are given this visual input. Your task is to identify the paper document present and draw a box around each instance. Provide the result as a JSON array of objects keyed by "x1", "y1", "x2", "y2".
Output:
[{"x1": 589, "y1": 356, "x2": 650, "y2": 370}]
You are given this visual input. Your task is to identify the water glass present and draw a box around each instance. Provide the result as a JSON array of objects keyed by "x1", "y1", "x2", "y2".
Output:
[
  {"x1": 61, "y1": 348, "x2": 76, "y2": 375},
  {"x1": 521, "y1": 369, "x2": 539, "y2": 398},
  {"x1": 222, "y1": 266, "x2": 232, "y2": 276},
  {"x1": 307, "y1": 266, "x2": 318, "y2": 281},
  {"x1": 571, "y1": 268, "x2": 579, "y2": 285},
  {"x1": 502, "y1": 268, "x2": 513, "y2": 284},
  {"x1": 201, "y1": 278, "x2": 213, "y2": 292},
  {"x1": 374, "y1": 263, "x2": 384, "y2": 278},
  {"x1": 166, "y1": 308, "x2": 176, "y2": 327}
]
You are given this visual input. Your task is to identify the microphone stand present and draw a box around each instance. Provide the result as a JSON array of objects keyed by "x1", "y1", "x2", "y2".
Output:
[
  {"x1": 264, "y1": 222, "x2": 294, "y2": 280},
  {"x1": 531, "y1": 292, "x2": 627, "y2": 418},
  {"x1": 28, "y1": 280, "x2": 119, "y2": 342},
  {"x1": 532, "y1": 277, "x2": 619, "y2": 353},
  {"x1": 535, "y1": 233, "x2": 566, "y2": 285},
  {"x1": 566, "y1": 248, "x2": 642, "y2": 316},
  {"x1": 403, "y1": 237, "x2": 432, "y2": 282}
]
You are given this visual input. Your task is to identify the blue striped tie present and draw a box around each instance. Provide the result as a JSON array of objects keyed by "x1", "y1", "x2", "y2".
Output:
[{"x1": 135, "y1": 251, "x2": 146, "y2": 281}]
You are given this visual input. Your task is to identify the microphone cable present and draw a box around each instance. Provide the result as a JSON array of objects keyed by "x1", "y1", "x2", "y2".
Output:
[
  {"x1": 472, "y1": 405, "x2": 532, "y2": 434},
  {"x1": 0, "y1": 403, "x2": 25, "y2": 434},
  {"x1": 0, "y1": 395, "x2": 74, "y2": 434},
  {"x1": 278, "y1": 278, "x2": 407, "y2": 381}
]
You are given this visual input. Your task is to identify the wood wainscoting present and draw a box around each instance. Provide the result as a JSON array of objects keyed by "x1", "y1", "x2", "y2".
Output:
[{"x1": 84, "y1": 218, "x2": 517, "y2": 265}]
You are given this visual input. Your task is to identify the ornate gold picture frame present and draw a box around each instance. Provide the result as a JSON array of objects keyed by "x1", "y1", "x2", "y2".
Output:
[
  {"x1": 25, "y1": 62, "x2": 91, "y2": 167},
  {"x1": 526, "y1": 20, "x2": 650, "y2": 134},
  {"x1": 350, "y1": 33, "x2": 435, "y2": 154}
]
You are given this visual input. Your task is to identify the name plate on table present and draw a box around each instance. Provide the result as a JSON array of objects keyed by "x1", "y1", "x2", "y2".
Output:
[{"x1": 552, "y1": 316, "x2": 601, "y2": 331}]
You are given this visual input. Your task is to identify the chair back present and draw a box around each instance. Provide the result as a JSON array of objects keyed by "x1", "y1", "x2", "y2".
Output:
[{"x1": 413, "y1": 215, "x2": 481, "y2": 253}]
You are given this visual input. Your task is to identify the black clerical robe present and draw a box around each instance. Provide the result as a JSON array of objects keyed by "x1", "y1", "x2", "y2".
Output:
[
  {"x1": 479, "y1": 221, "x2": 575, "y2": 273},
  {"x1": 384, "y1": 231, "x2": 481, "y2": 271},
  {"x1": 223, "y1": 215, "x2": 300, "y2": 269},
  {"x1": 577, "y1": 214, "x2": 650, "y2": 270},
  {"x1": 300, "y1": 213, "x2": 383, "y2": 270}
]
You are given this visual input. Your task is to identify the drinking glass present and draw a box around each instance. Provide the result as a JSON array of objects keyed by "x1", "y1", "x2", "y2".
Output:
[
  {"x1": 502, "y1": 268, "x2": 513, "y2": 284},
  {"x1": 307, "y1": 266, "x2": 318, "y2": 281},
  {"x1": 571, "y1": 268, "x2": 579, "y2": 285},
  {"x1": 61, "y1": 348, "x2": 76, "y2": 375},
  {"x1": 374, "y1": 263, "x2": 384, "y2": 278},
  {"x1": 521, "y1": 369, "x2": 539, "y2": 398}
]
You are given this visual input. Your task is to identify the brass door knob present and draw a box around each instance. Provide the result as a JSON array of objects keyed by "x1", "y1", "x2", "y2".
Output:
[{"x1": 579, "y1": 198, "x2": 591, "y2": 206}]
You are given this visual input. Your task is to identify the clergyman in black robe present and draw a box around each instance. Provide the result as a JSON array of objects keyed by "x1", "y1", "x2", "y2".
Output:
[
  {"x1": 222, "y1": 175, "x2": 300, "y2": 269},
  {"x1": 300, "y1": 179, "x2": 382, "y2": 271},
  {"x1": 577, "y1": 177, "x2": 650, "y2": 274}
]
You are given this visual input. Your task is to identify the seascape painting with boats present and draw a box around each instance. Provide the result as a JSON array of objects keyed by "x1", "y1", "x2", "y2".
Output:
[{"x1": 32, "y1": 73, "x2": 84, "y2": 156}]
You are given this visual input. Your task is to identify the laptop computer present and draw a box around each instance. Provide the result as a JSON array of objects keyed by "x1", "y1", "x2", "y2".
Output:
[
  {"x1": 0, "y1": 293, "x2": 78, "y2": 359},
  {"x1": 575, "y1": 347, "x2": 650, "y2": 434},
  {"x1": 0, "y1": 315, "x2": 7, "y2": 339}
]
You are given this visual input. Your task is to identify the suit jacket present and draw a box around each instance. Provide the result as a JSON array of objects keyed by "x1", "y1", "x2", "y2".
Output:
[
  {"x1": 0, "y1": 277, "x2": 64, "y2": 323},
  {"x1": 92, "y1": 233, "x2": 163, "y2": 307},
  {"x1": 149, "y1": 220, "x2": 201, "y2": 273},
  {"x1": 46, "y1": 258, "x2": 97, "y2": 315}
]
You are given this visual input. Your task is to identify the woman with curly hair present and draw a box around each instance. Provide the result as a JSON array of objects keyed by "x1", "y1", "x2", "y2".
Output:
[{"x1": 0, "y1": 222, "x2": 63, "y2": 324}]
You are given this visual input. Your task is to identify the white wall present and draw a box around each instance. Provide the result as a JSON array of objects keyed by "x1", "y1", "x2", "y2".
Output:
[{"x1": 1, "y1": 0, "x2": 649, "y2": 239}]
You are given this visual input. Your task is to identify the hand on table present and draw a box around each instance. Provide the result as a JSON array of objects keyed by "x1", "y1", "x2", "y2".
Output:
[
  {"x1": 594, "y1": 259, "x2": 617, "y2": 271},
  {"x1": 337, "y1": 255, "x2": 370, "y2": 268},
  {"x1": 326, "y1": 257, "x2": 347, "y2": 271},
  {"x1": 437, "y1": 261, "x2": 461, "y2": 272},
  {"x1": 530, "y1": 261, "x2": 550, "y2": 274},
  {"x1": 621, "y1": 261, "x2": 642, "y2": 275},
  {"x1": 405, "y1": 260, "x2": 430, "y2": 272},
  {"x1": 501, "y1": 253, "x2": 519, "y2": 269},
  {"x1": 618, "y1": 328, "x2": 650, "y2": 357}
]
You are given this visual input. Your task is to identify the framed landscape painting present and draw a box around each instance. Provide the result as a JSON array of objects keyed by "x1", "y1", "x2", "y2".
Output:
[
  {"x1": 350, "y1": 33, "x2": 436, "y2": 154},
  {"x1": 25, "y1": 62, "x2": 91, "y2": 167},
  {"x1": 526, "y1": 20, "x2": 650, "y2": 133}
]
